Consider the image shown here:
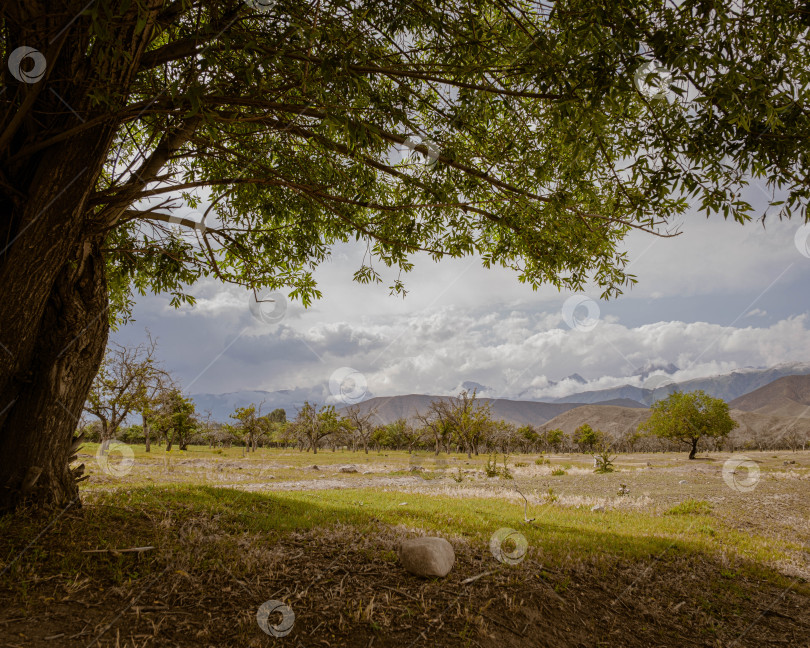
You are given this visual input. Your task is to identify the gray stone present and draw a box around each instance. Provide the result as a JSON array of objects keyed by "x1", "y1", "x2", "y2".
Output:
[
  {"x1": 339, "y1": 465, "x2": 358, "y2": 473},
  {"x1": 591, "y1": 504, "x2": 604, "y2": 512},
  {"x1": 399, "y1": 537, "x2": 455, "y2": 578}
]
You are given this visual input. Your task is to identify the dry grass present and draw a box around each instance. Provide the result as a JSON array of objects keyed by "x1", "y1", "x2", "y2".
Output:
[{"x1": 0, "y1": 446, "x2": 808, "y2": 646}]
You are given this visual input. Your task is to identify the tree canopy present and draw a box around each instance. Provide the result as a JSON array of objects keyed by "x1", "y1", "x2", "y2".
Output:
[
  {"x1": 638, "y1": 389, "x2": 737, "y2": 459},
  {"x1": 6, "y1": 1, "x2": 808, "y2": 325}
]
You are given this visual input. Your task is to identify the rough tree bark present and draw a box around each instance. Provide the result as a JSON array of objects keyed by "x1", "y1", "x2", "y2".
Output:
[{"x1": 0, "y1": 2, "x2": 164, "y2": 512}]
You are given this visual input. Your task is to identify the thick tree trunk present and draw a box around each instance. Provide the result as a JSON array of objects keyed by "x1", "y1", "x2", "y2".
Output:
[
  {"x1": 688, "y1": 438, "x2": 698, "y2": 460},
  {"x1": 0, "y1": 237, "x2": 108, "y2": 512},
  {"x1": 0, "y1": 0, "x2": 167, "y2": 514}
]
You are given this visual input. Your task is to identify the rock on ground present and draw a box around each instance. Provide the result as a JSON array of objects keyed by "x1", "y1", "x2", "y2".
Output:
[
  {"x1": 398, "y1": 537, "x2": 455, "y2": 578},
  {"x1": 339, "y1": 465, "x2": 358, "y2": 473}
]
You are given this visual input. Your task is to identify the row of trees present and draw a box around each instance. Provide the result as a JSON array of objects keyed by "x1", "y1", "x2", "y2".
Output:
[
  {"x1": 84, "y1": 350, "x2": 801, "y2": 459},
  {"x1": 82, "y1": 336, "x2": 287, "y2": 456}
]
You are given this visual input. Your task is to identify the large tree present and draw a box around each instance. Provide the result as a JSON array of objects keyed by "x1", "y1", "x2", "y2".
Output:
[
  {"x1": 1, "y1": 1, "x2": 808, "y2": 511},
  {"x1": 638, "y1": 389, "x2": 737, "y2": 459}
]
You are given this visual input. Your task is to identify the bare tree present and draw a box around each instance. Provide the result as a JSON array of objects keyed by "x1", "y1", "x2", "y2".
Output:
[
  {"x1": 290, "y1": 402, "x2": 345, "y2": 454},
  {"x1": 344, "y1": 405, "x2": 380, "y2": 454},
  {"x1": 85, "y1": 338, "x2": 160, "y2": 454},
  {"x1": 416, "y1": 404, "x2": 453, "y2": 455},
  {"x1": 230, "y1": 402, "x2": 266, "y2": 453},
  {"x1": 431, "y1": 390, "x2": 493, "y2": 458}
]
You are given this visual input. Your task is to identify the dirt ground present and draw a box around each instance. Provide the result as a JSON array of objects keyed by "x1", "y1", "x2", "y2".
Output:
[{"x1": 1, "y1": 449, "x2": 808, "y2": 647}]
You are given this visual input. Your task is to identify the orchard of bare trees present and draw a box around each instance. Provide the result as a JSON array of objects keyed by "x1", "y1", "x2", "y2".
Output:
[{"x1": 81, "y1": 343, "x2": 810, "y2": 460}]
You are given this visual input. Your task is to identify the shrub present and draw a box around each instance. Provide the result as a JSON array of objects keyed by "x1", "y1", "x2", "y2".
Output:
[
  {"x1": 593, "y1": 448, "x2": 616, "y2": 473},
  {"x1": 551, "y1": 467, "x2": 567, "y2": 476},
  {"x1": 485, "y1": 453, "x2": 513, "y2": 479}
]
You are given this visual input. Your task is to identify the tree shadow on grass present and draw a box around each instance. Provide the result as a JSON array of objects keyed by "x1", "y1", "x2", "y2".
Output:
[{"x1": 0, "y1": 485, "x2": 807, "y2": 647}]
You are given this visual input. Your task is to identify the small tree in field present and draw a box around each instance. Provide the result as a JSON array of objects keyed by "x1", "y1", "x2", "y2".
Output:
[
  {"x1": 290, "y1": 402, "x2": 345, "y2": 454},
  {"x1": 573, "y1": 424, "x2": 603, "y2": 453},
  {"x1": 230, "y1": 404, "x2": 266, "y2": 453},
  {"x1": 153, "y1": 389, "x2": 198, "y2": 452},
  {"x1": 545, "y1": 428, "x2": 565, "y2": 453},
  {"x1": 638, "y1": 390, "x2": 737, "y2": 460}
]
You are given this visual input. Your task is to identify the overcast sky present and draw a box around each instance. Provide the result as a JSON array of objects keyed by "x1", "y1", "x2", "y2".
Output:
[{"x1": 114, "y1": 187, "x2": 810, "y2": 403}]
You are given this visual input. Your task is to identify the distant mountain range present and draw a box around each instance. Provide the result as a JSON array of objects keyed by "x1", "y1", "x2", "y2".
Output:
[
  {"x1": 337, "y1": 395, "x2": 646, "y2": 427},
  {"x1": 535, "y1": 375, "x2": 810, "y2": 446},
  {"x1": 729, "y1": 374, "x2": 810, "y2": 418},
  {"x1": 191, "y1": 362, "x2": 810, "y2": 424},
  {"x1": 547, "y1": 362, "x2": 810, "y2": 405}
]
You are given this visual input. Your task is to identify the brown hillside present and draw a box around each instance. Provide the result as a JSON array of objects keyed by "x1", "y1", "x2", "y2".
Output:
[
  {"x1": 538, "y1": 404, "x2": 650, "y2": 437},
  {"x1": 340, "y1": 395, "x2": 604, "y2": 426},
  {"x1": 538, "y1": 403, "x2": 810, "y2": 449},
  {"x1": 729, "y1": 374, "x2": 810, "y2": 418}
]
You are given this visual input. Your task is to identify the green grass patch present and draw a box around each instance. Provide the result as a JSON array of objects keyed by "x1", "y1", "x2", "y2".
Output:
[{"x1": 665, "y1": 499, "x2": 713, "y2": 516}]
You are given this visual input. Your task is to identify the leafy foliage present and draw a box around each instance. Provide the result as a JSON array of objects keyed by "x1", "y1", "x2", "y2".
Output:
[
  {"x1": 593, "y1": 448, "x2": 617, "y2": 473},
  {"x1": 6, "y1": 2, "x2": 806, "y2": 329},
  {"x1": 573, "y1": 424, "x2": 603, "y2": 452},
  {"x1": 638, "y1": 390, "x2": 737, "y2": 458}
]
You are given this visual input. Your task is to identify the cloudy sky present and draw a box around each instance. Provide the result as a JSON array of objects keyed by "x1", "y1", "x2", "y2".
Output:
[{"x1": 114, "y1": 186, "x2": 810, "y2": 403}]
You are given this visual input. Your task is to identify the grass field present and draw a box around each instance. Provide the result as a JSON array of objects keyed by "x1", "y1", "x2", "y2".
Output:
[{"x1": 1, "y1": 445, "x2": 808, "y2": 647}]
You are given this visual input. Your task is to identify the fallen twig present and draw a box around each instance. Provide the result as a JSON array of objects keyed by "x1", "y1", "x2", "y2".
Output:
[
  {"x1": 81, "y1": 546, "x2": 155, "y2": 554},
  {"x1": 461, "y1": 571, "x2": 494, "y2": 585}
]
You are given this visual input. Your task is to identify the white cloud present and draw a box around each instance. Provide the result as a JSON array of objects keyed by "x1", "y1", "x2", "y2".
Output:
[
  {"x1": 114, "y1": 188, "x2": 810, "y2": 396},
  {"x1": 215, "y1": 307, "x2": 810, "y2": 399}
]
